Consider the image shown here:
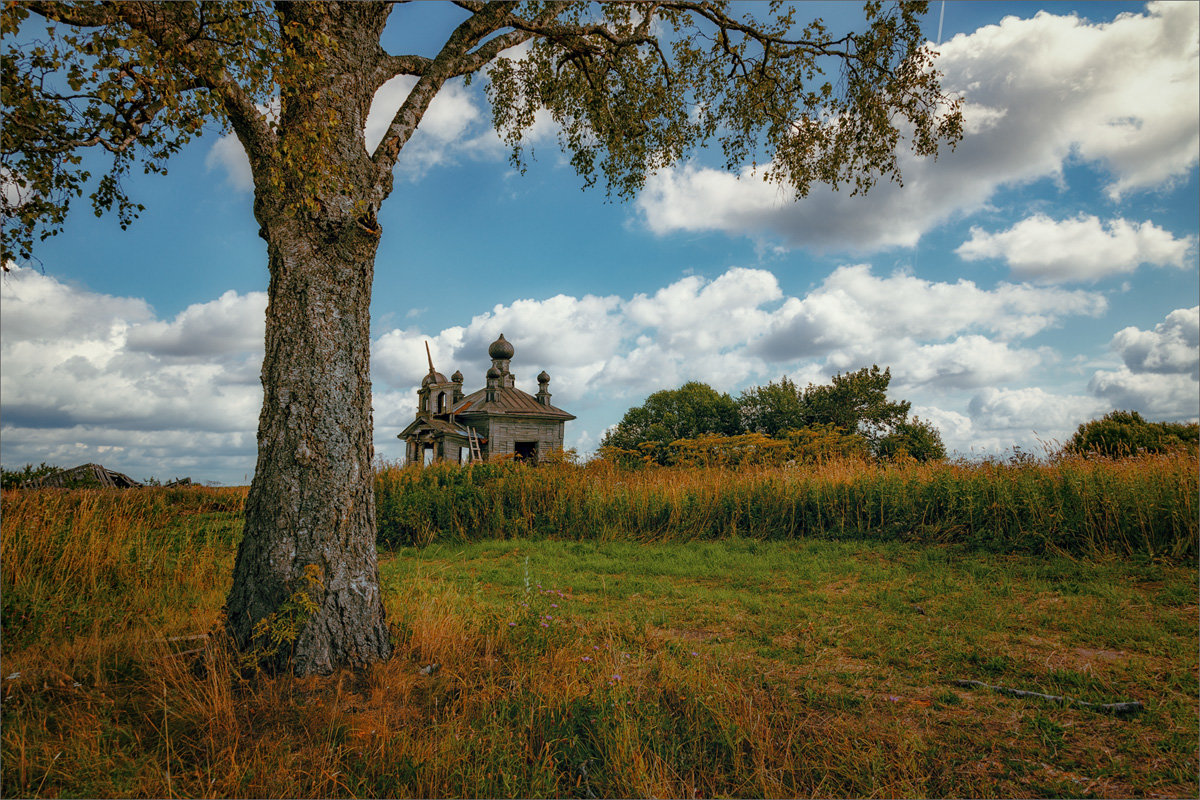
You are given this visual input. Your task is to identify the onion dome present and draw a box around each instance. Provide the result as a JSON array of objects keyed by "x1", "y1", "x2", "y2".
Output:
[
  {"x1": 486, "y1": 365, "x2": 502, "y2": 380},
  {"x1": 422, "y1": 370, "x2": 448, "y2": 386},
  {"x1": 488, "y1": 333, "x2": 515, "y2": 360},
  {"x1": 451, "y1": 370, "x2": 463, "y2": 383},
  {"x1": 537, "y1": 370, "x2": 550, "y2": 384}
]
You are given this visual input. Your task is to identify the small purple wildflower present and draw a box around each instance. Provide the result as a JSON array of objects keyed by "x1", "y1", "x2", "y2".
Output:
[
  {"x1": 509, "y1": 622, "x2": 516, "y2": 627},
  {"x1": 581, "y1": 656, "x2": 592, "y2": 662},
  {"x1": 540, "y1": 622, "x2": 549, "y2": 628},
  {"x1": 691, "y1": 651, "x2": 699, "y2": 656},
  {"x1": 550, "y1": 603, "x2": 558, "y2": 608}
]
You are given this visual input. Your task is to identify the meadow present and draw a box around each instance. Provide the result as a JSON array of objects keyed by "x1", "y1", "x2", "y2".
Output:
[{"x1": 1, "y1": 452, "x2": 1196, "y2": 798}]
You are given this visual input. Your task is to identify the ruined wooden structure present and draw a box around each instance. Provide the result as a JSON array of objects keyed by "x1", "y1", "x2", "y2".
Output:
[
  {"x1": 399, "y1": 334, "x2": 574, "y2": 466},
  {"x1": 27, "y1": 463, "x2": 143, "y2": 488}
]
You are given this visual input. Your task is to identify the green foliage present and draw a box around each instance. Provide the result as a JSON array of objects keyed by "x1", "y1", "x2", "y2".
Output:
[
  {"x1": 3, "y1": 489, "x2": 1198, "y2": 798},
  {"x1": 802, "y1": 365, "x2": 911, "y2": 444},
  {"x1": 1068, "y1": 410, "x2": 1199, "y2": 458},
  {"x1": 1, "y1": 486, "x2": 244, "y2": 651},
  {"x1": 6, "y1": 2, "x2": 963, "y2": 263},
  {"x1": 246, "y1": 563, "x2": 324, "y2": 668},
  {"x1": 599, "y1": 382, "x2": 740, "y2": 466},
  {"x1": 637, "y1": 427, "x2": 869, "y2": 467},
  {"x1": 737, "y1": 376, "x2": 808, "y2": 437},
  {"x1": 783, "y1": 425, "x2": 872, "y2": 463},
  {"x1": 1, "y1": 461, "x2": 61, "y2": 489},
  {"x1": 1, "y1": 2, "x2": 279, "y2": 262},
  {"x1": 487, "y1": 1, "x2": 961, "y2": 201},
  {"x1": 611, "y1": 366, "x2": 933, "y2": 465},
  {"x1": 876, "y1": 416, "x2": 946, "y2": 462}
]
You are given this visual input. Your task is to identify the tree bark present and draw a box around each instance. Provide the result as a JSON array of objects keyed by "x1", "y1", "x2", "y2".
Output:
[
  {"x1": 224, "y1": 2, "x2": 393, "y2": 675},
  {"x1": 225, "y1": 214, "x2": 390, "y2": 675}
]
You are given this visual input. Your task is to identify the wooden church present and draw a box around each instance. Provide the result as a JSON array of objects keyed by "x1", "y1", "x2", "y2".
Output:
[{"x1": 399, "y1": 334, "x2": 575, "y2": 466}]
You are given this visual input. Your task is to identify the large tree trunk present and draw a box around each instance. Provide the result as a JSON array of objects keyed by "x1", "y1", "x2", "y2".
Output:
[
  {"x1": 225, "y1": 217, "x2": 391, "y2": 675},
  {"x1": 224, "y1": 2, "x2": 393, "y2": 675}
]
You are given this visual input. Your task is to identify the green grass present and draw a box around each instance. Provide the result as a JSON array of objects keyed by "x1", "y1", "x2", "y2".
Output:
[
  {"x1": 2, "y1": 475, "x2": 1197, "y2": 798},
  {"x1": 371, "y1": 537, "x2": 1198, "y2": 797}
]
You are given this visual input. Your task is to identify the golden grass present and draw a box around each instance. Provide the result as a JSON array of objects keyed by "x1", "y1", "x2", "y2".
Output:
[
  {"x1": 2, "y1": 461, "x2": 1196, "y2": 797},
  {"x1": 376, "y1": 450, "x2": 1199, "y2": 559}
]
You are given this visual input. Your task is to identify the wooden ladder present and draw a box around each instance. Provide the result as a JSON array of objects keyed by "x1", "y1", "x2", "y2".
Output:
[{"x1": 467, "y1": 428, "x2": 483, "y2": 463}]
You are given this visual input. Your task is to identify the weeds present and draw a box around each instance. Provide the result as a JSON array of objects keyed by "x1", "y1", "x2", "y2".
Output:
[
  {"x1": 2, "y1": 459, "x2": 1196, "y2": 798},
  {"x1": 376, "y1": 451, "x2": 1198, "y2": 560}
]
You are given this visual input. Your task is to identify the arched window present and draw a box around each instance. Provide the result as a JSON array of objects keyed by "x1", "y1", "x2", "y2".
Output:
[{"x1": 437, "y1": 392, "x2": 445, "y2": 413}]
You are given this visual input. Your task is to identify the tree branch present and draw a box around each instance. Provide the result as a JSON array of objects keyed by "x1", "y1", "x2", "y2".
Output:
[
  {"x1": 370, "y1": 1, "x2": 519, "y2": 181},
  {"x1": 23, "y1": 0, "x2": 276, "y2": 168},
  {"x1": 373, "y1": 52, "x2": 434, "y2": 82},
  {"x1": 22, "y1": 1, "x2": 120, "y2": 28},
  {"x1": 112, "y1": 2, "x2": 276, "y2": 167}
]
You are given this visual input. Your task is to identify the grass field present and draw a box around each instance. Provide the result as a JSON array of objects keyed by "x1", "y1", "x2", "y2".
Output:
[{"x1": 1, "y1": 458, "x2": 1197, "y2": 797}]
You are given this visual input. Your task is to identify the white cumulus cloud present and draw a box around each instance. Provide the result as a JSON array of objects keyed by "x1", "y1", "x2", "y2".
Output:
[
  {"x1": 1, "y1": 266, "x2": 264, "y2": 481},
  {"x1": 956, "y1": 214, "x2": 1194, "y2": 283},
  {"x1": 1085, "y1": 306, "x2": 1200, "y2": 420},
  {"x1": 2, "y1": 260, "x2": 1162, "y2": 477},
  {"x1": 125, "y1": 289, "x2": 266, "y2": 359},
  {"x1": 965, "y1": 387, "x2": 1109, "y2": 453},
  {"x1": 367, "y1": 263, "x2": 1113, "y2": 462},
  {"x1": 636, "y1": 2, "x2": 1200, "y2": 250},
  {"x1": 752, "y1": 265, "x2": 1106, "y2": 365},
  {"x1": 1109, "y1": 306, "x2": 1200, "y2": 378}
]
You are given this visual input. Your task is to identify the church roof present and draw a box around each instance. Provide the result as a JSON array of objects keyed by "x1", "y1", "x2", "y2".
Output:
[
  {"x1": 397, "y1": 415, "x2": 482, "y2": 440},
  {"x1": 452, "y1": 386, "x2": 575, "y2": 420}
]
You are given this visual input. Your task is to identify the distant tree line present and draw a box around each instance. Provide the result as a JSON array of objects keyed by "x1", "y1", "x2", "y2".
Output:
[
  {"x1": 598, "y1": 366, "x2": 946, "y2": 466},
  {"x1": 599, "y1": 367, "x2": 1200, "y2": 467},
  {"x1": 1, "y1": 462, "x2": 63, "y2": 490}
]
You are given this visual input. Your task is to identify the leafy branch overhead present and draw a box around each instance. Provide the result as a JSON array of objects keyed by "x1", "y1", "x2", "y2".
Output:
[{"x1": 2, "y1": 0, "x2": 962, "y2": 263}]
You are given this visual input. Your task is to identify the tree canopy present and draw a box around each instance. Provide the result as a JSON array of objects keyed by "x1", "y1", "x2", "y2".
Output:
[
  {"x1": 875, "y1": 416, "x2": 945, "y2": 462},
  {"x1": 600, "y1": 381, "x2": 740, "y2": 462},
  {"x1": 736, "y1": 375, "x2": 809, "y2": 437},
  {"x1": 3, "y1": 1, "x2": 962, "y2": 264},
  {"x1": 1068, "y1": 410, "x2": 1198, "y2": 458},
  {"x1": 603, "y1": 365, "x2": 940, "y2": 464},
  {"x1": 2, "y1": 1, "x2": 963, "y2": 675},
  {"x1": 738, "y1": 366, "x2": 912, "y2": 444},
  {"x1": 800, "y1": 365, "x2": 910, "y2": 445}
]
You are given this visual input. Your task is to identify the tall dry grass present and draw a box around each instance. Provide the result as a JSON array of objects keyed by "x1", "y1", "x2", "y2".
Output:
[
  {"x1": 2, "y1": 472, "x2": 1196, "y2": 798},
  {"x1": 375, "y1": 450, "x2": 1198, "y2": 560},
  {"x1": 1, "y1": 487, "x2": 245, "y2": 675}
]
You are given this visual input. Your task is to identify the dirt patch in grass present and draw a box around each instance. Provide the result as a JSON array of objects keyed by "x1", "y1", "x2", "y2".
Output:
[{"x1": 647, "y1": 625, "x2": 722, "y2": 643}]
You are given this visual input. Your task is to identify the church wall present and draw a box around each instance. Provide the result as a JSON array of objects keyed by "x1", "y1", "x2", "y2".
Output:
[{"x1": 487, "y1": 419, "x2": 565, "y2": 461}]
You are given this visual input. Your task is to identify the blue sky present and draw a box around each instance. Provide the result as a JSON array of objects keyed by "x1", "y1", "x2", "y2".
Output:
[{"x1": 2, "y1": 1, "x2": 1197, "y2": 485}]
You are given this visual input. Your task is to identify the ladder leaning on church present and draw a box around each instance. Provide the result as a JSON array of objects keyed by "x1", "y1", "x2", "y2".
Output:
[{"x1": 467, "y1": 428, "x2": 483, "y2": 463}]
